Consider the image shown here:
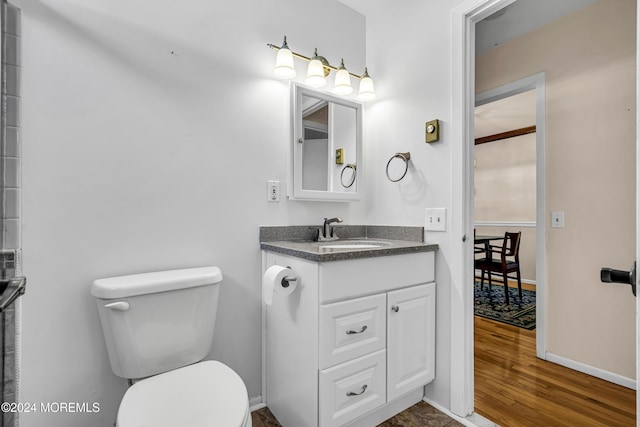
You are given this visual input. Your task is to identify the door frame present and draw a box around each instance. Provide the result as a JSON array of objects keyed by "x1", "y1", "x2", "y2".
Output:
[
  {"x1": 449, "y1": 0, "x2": 519, "y2": 417},
  {"x1": 475, "y1": 74, "x2": 546, "y2": 360}
]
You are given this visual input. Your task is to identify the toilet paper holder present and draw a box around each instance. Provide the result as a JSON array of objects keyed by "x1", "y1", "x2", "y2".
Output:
[
  {"x1": 281, "y1": 276, "x2": 297, "y2": 288},
  {"x1": 280, "y1": 266, "x2": 298, "y2": 288}
]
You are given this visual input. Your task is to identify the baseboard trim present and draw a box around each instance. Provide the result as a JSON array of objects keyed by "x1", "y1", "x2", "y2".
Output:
[
  {"x1": 421, "y1": 397, "x2": 499, "y2": 427},
  {"x1": 473, "y1": 277, "x2": 537, "y2": 287},
  {"x1": 545, "y1": 352, "x2": 636, "y2": 390},
  {"x1": 249, "y1": 396, "x2": 266, "y2": 412}
]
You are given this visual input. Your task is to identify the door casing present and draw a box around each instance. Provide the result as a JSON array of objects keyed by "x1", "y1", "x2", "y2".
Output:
[{"x1": 450, "y1": 0, "x2": 526, "y2": 417}]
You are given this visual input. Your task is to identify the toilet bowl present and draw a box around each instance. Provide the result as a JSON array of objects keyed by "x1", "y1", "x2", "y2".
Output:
[
  {"x1": 117, "y1": 361, "x2": 251, "y2": 427},
  {"x1": 91, "y1": 267, "x2": 251, "y2": 427}
]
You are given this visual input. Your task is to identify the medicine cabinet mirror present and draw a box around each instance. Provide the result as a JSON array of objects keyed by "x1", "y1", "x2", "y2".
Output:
[{"x1": 290, "y1": 83, "x2": 363, "y2": 201}]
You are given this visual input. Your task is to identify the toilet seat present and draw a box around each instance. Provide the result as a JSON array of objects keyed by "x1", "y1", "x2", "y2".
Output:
[{"x1": 117, "y1": 360, "x2": 250, "y2": 427}]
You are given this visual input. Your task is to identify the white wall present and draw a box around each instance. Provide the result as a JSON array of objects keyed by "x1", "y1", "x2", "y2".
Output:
[
  {"x1": 14, "y1": 1, "x2": 371, "y2": 426},
  {"x1": 474, "y1": 134, "x2": 536, "y2": 223},
  {"x1": 475, "y1": 133, "x2": 537, "y2": 281}
]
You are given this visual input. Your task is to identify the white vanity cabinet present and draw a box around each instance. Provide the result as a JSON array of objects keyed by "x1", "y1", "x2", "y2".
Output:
[
  {"x1": 319, "y1": 283, "x2": 435, "y2": 426},
  {"x1": 264, "y1": 250, "x2": 436, "y2": 427}
]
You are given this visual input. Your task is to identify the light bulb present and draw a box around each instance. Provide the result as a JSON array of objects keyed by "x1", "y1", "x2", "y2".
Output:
[
  {"x1": 358, "y1": 68, "x2": 375, "y2": 101},
  {"x1": 273, "y1": 36, "x2": 296, "y2": 79},
  {"x1": 333, "y1": 59, "x2": 353, "y2": 96}
]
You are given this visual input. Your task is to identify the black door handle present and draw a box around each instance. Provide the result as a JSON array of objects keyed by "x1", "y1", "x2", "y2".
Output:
[{"x1": 601, "y1": 261, "x2": 636, "y2": 296}]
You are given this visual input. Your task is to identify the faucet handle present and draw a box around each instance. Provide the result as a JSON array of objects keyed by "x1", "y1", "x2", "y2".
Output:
[{"x1": 308, "y1": 226, "x2": 322, "y2": 241}]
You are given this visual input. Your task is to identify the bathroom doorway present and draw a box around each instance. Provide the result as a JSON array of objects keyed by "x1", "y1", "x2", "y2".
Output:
[
  {"x1": 451, "y1": 0, "x2": 638, "y2": 421},
  {"x1": 473, "y1": 84, "x2": 542, "y2": 349}
]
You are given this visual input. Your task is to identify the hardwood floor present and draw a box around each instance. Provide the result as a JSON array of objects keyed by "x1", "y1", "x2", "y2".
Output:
[{"x1": 474, "y1": 316, "x2": 636, "y2": 426}]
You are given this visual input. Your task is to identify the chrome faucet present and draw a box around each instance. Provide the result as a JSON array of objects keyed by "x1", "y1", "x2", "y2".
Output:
[{"x1": 319, "y1": 217, "x2": 343, "y2": 241}]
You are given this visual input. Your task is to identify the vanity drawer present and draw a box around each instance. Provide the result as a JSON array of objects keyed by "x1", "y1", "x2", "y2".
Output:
[
  {"x1": 319, "y1": 251, "x2": 434, "y2": 303},
  {"x1": 319, "y1": 293, "x2": 386, "y2": 369},
  {"x1": 319, "y1": 349, "x2": 386, "y2": 427}
]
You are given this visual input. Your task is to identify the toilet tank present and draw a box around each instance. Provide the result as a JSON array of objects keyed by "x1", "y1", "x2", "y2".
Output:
[{"x1": 91, "y1": 266, "x2": 223, "y2": 379}]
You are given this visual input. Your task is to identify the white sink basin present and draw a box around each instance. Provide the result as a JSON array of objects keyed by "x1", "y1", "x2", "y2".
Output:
[{"x1": 318, "y1": 240, "x2": 390, "y2": 249}]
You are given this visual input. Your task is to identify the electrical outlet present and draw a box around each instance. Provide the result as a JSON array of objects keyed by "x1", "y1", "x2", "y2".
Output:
[
  {"x1": 267, "y1": 180, "x2": 280, "y2": 202},
  {"x1": 425, "y1": 208, "x2": 446, "y2": 231}
]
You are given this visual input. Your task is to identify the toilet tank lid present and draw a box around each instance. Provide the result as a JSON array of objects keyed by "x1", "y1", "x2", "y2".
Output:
[{"x1": 91, "y1": 266, "x2": 223, "y2": 299}]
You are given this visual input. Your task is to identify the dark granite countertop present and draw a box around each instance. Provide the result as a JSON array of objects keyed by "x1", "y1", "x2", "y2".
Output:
[{"x1": 259, "y1": 225, "x2": 438, "y2": 262}]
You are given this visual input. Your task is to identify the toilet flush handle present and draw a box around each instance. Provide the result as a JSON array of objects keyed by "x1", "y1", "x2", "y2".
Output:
[{"x1": 104, "y1": 301, "x2": 130, "y2": 311}]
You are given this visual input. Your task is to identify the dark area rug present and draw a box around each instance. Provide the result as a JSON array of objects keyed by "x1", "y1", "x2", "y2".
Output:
[{"x1": 474, "y1": 282, "x2": 536, "y2": 330}]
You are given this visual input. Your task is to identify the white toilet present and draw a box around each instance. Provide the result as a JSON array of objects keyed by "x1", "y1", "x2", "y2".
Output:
[{"x1": 91, "y1": 266, "x2": 251, "y2": 427}]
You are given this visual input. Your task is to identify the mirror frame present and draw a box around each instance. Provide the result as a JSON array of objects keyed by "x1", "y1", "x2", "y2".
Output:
[{"x1": 290, "y1": 83, "x2": 363, "y2": 201}]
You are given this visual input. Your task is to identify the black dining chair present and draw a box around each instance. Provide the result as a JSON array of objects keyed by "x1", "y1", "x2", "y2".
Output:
[
  {"x1": 475, "y1": 231, "x2": 522, "y2": 304},
  {"x1": 473, "y1": 229, "x2": 485, "y2": 255}
]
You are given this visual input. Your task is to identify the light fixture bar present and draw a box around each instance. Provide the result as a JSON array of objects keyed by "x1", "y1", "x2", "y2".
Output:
[{"x1": 267, "y1": 43, "x2": 365, "y2": 79}]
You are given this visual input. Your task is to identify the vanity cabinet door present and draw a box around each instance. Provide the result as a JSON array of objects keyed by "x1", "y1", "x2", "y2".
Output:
[
  {"x1": 319, "y1": 349, "x2": 386, "y2": 427},
  {"x1": 386, "y1": 283, "x2": 436, "y2": 401},
  {"x1": 319, "y1": 293, "x2": 386, "y2": 369}
]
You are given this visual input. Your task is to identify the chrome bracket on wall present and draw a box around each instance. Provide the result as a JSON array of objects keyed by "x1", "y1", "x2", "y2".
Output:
[
  {"x1": 0, "y1": 250, "x2": 16, "y2": 280},
  {"x1": 0, "y1": 276, "x2": 25, "y2": 312},
  {"x1": 0, "y1": 250, "x2": 25, "y2": 311}
]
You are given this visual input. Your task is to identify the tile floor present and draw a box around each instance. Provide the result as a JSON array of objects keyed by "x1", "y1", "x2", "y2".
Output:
[{"x1": 251, "y1": 401, "x2": 465, "y2": 427}]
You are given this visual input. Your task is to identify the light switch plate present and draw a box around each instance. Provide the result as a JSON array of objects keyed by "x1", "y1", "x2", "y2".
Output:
[
  {"x1": 551, "y1": 211, "x2": 564, "y2": 228},
  {"x1": 425, "y1": 208, "x2": 446, "y2": 231}
]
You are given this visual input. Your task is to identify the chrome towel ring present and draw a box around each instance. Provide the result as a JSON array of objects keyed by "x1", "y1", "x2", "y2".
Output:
[
  {"x1": 386, "y1": 152, "x2": 411, "y2": 182},
  {"x1": 340, "y1": 164, "x2": 357, "y2": 188}
]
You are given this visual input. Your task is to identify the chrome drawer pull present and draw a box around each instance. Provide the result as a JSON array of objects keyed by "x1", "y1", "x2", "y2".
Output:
[
  {"x1": 346, "y1": 384, "x2": 367, "y2": 397},
  {"x1": 346, "y1": 325, "x2": 368, "y2": 335}
]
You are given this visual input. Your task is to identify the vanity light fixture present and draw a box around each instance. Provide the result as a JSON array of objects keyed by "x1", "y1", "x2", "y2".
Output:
[
  {"x1": 333, "y1": 59, "x2": 353, "y2": 96},
  {"x1": 267, "y1": 36, "x2": 375, "y2": 101},
  {"x1": 305, "y1": 49, "x2": 329, "y2": 88},
  {"x1": 358, "y1": 68, "x2": 375, "y2": 101},
  {"x1": 273, "y1": 36, "x2": 296, "y2": 79}
]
